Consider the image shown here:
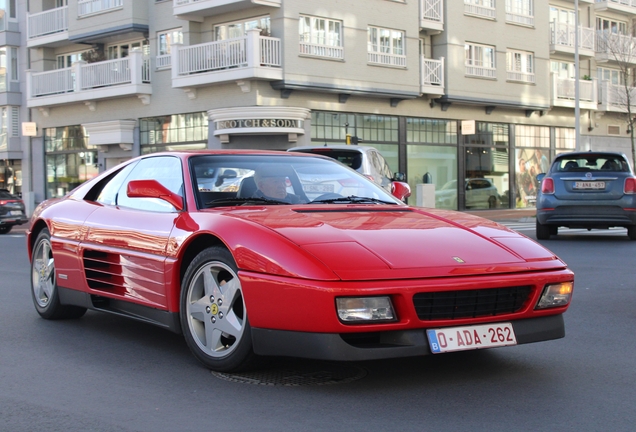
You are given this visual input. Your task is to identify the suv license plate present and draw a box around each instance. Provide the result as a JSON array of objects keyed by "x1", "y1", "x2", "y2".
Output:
[
  {"x1": 427, "y1": 323, "x2": 517, "y2": 354},
  {"x1": 574, "y1": 181, "x2": 605, "y2": 190}
]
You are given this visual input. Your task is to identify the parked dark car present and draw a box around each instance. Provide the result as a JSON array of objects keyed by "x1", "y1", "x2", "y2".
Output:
[
  {"x1": 0, "y1": 189, "x2": 28, "y2": 234},
  {"x1": 535, "y1": 151, "x2": 636, "y2": 240}
]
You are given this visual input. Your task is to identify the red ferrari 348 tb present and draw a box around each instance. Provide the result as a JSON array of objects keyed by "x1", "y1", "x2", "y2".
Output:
[{"x1": 27, "y1": 150, "x2": 573, "y2": 372}]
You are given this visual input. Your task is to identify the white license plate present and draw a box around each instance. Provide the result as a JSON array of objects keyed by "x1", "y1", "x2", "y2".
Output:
[
  {"x1": 427, "y1": 322, "x2": 517, "y2": 353},
  {"x1": 9, "y1": 211, "x2": 22, "y2": 216},
  {"x1": 303, "y1": 184, "x2": 334, "y2": 193},
  {"x1": 573, "y1": 181, "x2": 605, "y2": 190}
]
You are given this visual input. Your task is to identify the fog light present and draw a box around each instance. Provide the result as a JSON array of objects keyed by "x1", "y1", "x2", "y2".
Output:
[
  {"x1": 536, "y1": 282, "x2": 573, "y2": 309},
  {"x1": 336, "y1": 296, "x2": 396, "y2": 323}
]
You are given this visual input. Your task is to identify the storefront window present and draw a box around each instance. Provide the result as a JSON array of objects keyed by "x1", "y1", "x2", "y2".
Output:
[
  {"x1": 45, "y1": 126, "x2": 98, "y2": 198},
  {"x1": 462, "y1": 123, "x2": 510, "y2": 209},
  {"x1": 0, "y1": 160, "x2": 21, "y2": 196},
  {"x1": 555, "y1": 127, "x2": 576, "y2": 154},
  {"x1": 140, "y1": 113, "x2": 208, "y2": 154},
  {"x1": 514, "y1": 125, "x2": 550, "y2": 208}
]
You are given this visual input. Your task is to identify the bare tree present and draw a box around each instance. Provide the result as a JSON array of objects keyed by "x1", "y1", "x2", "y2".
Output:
[{"x1": 596, "y1": 27, "x2": 636, "y2": 163}]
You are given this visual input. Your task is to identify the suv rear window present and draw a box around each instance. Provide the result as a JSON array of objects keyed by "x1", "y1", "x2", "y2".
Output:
[
  {"x1": 554, "y1": 155, "x2": 630, "y2": 173},
  {"x1": 295, "y1": 149, "x2": 363, "y2": 170},
  {"x1": 0, "y1": 191, "x2": 16, "y2": 199}
]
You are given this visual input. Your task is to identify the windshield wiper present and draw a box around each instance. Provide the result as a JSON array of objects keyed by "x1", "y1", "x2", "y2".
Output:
[
  {"x1": 206, "y1": 197, "x2": 291, "y2": 207},
  {"x1": 311, "y1": 195, "x2": 397, "y2": 205}
]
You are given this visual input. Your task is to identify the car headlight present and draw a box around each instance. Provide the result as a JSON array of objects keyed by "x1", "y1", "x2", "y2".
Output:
[
  {"x1": 536, "y1": 282, "x2": 573, "y2": 309},
  {"x1": 336, "y1": 296, "x2": 396, "y2": 323}
]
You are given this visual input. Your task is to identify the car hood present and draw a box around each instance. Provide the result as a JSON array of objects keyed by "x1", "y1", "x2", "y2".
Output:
[{"x1": 225, "y1": 206, "x2": 565, "y2": 280}]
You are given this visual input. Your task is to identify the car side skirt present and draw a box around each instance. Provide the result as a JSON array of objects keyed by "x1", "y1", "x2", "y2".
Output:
[
  {"x1": 251, "y1": 314, "x2": 565, "y2": 361},
  {"x1": 58, "y1": 287, "x2": 182, "y2": 334}
]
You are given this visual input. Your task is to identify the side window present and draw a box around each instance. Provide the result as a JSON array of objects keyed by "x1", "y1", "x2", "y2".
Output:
[
  {"x1": 95, "y1": 162, "x2": 138, "y2": 206},
  {"x1": 116, "y1": 156, "x2": 184, "y2": 212}
]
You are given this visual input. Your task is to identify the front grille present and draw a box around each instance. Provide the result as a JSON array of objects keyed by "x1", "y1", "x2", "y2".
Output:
[{"x1": 413, "y1": 286, "x2": 532, "y2": 321}]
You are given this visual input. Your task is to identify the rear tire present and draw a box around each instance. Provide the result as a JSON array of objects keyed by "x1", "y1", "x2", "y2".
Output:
[
  {"x1": 536, "y1": 220, "x2": 552, "y2": 240},
  {"x1": 628, "y1": 226, "x2": 636, "y2": 240},
  {"x1": 31, "y1": 229, "x2": 87, "y2": 320},
  {"x1": 0, "y1": 225, "x2": 12, "y2": 234}
]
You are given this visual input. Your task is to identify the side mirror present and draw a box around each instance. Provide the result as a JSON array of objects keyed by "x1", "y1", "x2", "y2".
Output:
[
  {"x1": 536, "y1": 173, "x2": 546, "y2": 182},
  {"x1": 391, "y1": 181, "x2": 411, "y2": 201},
  {"x1": 127, "y1": 179, "x2": 184, "y2": 211}
]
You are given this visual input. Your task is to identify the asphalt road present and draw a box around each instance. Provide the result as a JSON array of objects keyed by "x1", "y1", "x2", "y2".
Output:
[{"x1": 1, "y1": 226, "x2": 635, "y2": 432}]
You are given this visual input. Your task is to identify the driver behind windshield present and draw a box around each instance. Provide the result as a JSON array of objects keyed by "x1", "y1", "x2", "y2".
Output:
[{"x1": 253, "y1": 164, "x2": 302, "y2": 204}]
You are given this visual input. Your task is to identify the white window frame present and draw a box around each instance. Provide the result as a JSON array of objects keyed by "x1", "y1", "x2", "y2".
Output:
[
  {"x1": 598, "y1": 67, "x2": 625, "y2": 85},
  {"x1": 107, "y1": 39, "x2": 149, "y2": 60},
  {"x1": 367, "y1": 26, "x2": 406, "y2": 67},
  {"x1": 551, "y1": 61, "x2": 575, "y2": 79},
  {"x1": 596, "y1": 17, "x2": 627, "y2": 35},
  {"x1": 214, "y1": 16, "x2": 270, "y2": 41},
  {"x1": 465, "y1": 0, "x2": 496, "y2": 20},
  {"x1": 299, "y1": 15, "x2": 344, "y2": 60},
  {"x1": 465, "y1": 43, "x2": 496, "y2": 78},
  {"x1": 157, "y1": 28, "x2": 182, "y2": 70},
  {"x1": 56, "y1": 50, "x2": 90, "y2": 69},
  {"x1": 506, "y1": 49, "x2": 534, "y2": 83},
  {"x1": 506, "y1": 0, "x2": 533, "y2": 26}
]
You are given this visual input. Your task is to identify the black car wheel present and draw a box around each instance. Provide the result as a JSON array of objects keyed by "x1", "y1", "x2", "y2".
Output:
[
  {"x1": 31, "y1": 229, "x2": 87, "y2": 319},
  {"x1": 180, "y1": 246, "x2": 256, "y2": 372},
  {"x1": 536, "y1": 220, "x2": 552, "y2": 240},
  {"x1": 628, "y1": 226, "x2": 636, "y2": 240},
  {"x1": 0, "y1": 225, "x2": 12, "y2": 234}
]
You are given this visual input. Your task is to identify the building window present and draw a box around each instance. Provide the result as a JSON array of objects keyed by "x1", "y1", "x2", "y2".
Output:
[
  {"x1": 597, "y1": 67, "x2": 625, "y2": 85},
  {"x1": 506, "y1": 0, "x2": 533, "y2": 26},
  {"x1": 44, "y1": 126, "x2": 98, "y2": 199},
  {"x1": 406, "y1": 118, "x2": 457, "y2": 144},
  {"x1": 465, "y1": 0, "x2": 496, "y2": 19},
  {"x1": 506, "y1": 49, "x2": 534, "y2": 83},
  {"x1": 555, "y1": 128, "x2": 575, "y2": 153},
  {"x1": 139, "y1": 113, "x2": 208, "y2": 155},
  {"x1": 514, "y1": 126, "x2": 550, "y2": 209},
  {"x1": 78, "y1": 0, "x2": 123, "y2": 17},
  {"x1": 465, "y1": 43, "x2": 496, "y2": 78},
  {"x1": 551, "y1": 61, "x2": 574, "y2": 79},
  {"x1": 367, "y1": 26, "x2": 406, "y2": 67},
  {"x1": 215, "y1": 16, "x2": 271, "y2": 40},
  {"x1": 299, "y1": 15, "x2": 344, "y2": 60},
  {"x1": 57, "y1": 50, "x2": 90, "y2": 69},
  {"x1": 0, "y1": 47, "x2": 17, "y2": 91},
  {"x1": 596, "y1": 17, "x2": 627, "y2": 35},
  {"x1": 107, "y1": 39, "x2": 149, "y2": 59},
  {"x1": 157, "y1": 28, "x2": 183, "y2": 69}
]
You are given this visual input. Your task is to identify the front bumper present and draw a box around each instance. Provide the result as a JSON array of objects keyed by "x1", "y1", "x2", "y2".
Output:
[{"x1": 251, "y1": 314, "x2": 565, "y2": 361}]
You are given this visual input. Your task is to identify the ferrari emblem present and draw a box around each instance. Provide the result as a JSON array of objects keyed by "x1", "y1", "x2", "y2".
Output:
[
  {"x1": 453, "y1": 257, "x2": 465, "y2": 263},
  {"x1": 210, "y1": 304, "x2": 219, "y2": 315}
]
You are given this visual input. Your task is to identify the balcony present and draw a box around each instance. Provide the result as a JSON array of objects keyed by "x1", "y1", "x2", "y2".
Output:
[
  {"x1": 27, "y1": 6, "x2": 68, "y2": 48},
  {"x1": 368, "y1": 52, "x2": 406, "y2": 68},
  {"x1": 598, "y1": 80, "x2": 636, "y2": 112},
  {"x1": 594, "y1": 0, "x2": 636, "y2": 15},
  {"x1": 465, "y1": 64, "x2": 496, "y2": 79},
  {"x1": 595, "y1": 32, "x2": 636, "y2": 64},
  {"x1": 421, "y1": 57, "x2": 444, "y2": 95},
  {"x1": 26, "y1": 51, "x2": 151, "y2": 113},
  {"x1": 464, "y1": 0, "x2": 496, "y2": 20},
  {"x1": 173, "y1": 0, "x2": 280, "y2": 20},
  {"x1": 420, "y1": 0, "x2": 444, "y2": 33},
  {"x1": 171, "y1": 30, "x2": 282, "y2": 92},
  {"x1": 550, "y1": 22, "x2": 595, "y2": 56},
  {"x1": 78, "y1": 0, "x2": 123, "y2": 17},
  {"x1": 299, "y1": 42, "x2": 344, "y2": 60},
  {"x1": 551, "y1": 74, "x2": 598, "y2": 110}
]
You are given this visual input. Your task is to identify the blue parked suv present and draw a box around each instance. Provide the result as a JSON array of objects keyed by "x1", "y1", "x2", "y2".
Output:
[{"x1": 535, "y1": 151, "x2": 636, "y2": 240}]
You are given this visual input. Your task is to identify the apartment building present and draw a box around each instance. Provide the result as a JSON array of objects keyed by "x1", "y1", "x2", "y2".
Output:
[{"x1": 2, "y1": 0, "x2": 635, "y2": 214}]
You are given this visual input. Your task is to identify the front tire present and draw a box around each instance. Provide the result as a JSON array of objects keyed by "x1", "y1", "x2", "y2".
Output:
[
  {"x1": 180, "y1": 246, "x2": 255, "y2": 372},
  {"x1": 31, "y1": 229, "x2": 86, "y2": 320},
  {"x1": 536, "y1": 220, "x2": 552, "y2": 240}
]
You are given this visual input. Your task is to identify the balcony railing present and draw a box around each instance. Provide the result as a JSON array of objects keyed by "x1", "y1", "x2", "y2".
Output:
[
  {"x1": 421, "y1": 0, "x2": 444, "y2": 31},
  {"x1": 507, "y1": 71, "x2": 535, "y2": 83},
  {"x1": 465, "y1": 0, "x2": 496, "y2": 19},
  {"x1": 27, "y1": 6, "x2": 68, "y2": 40},
  {"x1": 466, "y1": 64, "x2": 496, "y2": 78},
  {"x1": 596, "y1": 32, "x2": 636, "y2": 62},
  {"x1": 598, "y1": 80, "x2": 636, "y2": 111},
  {"x1": 78, "y1": 0, "x2": 124, "y2": 17},
  {"x1": 550, "y1": 22, "x2": 596, "y2": 52},
  {"x1": 173, "y1": 0, "x2": 281, "y2": 17},
  {"x1": 421, "y1": 57, "x2": 444, "y2": 95},
  {"x1": 299, "y1": 42, "x2": 344, "y2": 60},
  {"x1": 368, "y1": 51, "x2": 407, "y2": 67},
  {"x1": 171, "y1": 30, "x2": 282, "y2": 88},
  {"x1": 551, "y1": 75, "x2": 597, "y2": 109},
  {"x1": 27, "y1": 51, "x2": 151, "y2": 107},
  {"x1": 156, "y1": 54, "x2": 171, "y2": 70},
  {"x1": 595, "y1": 0, "x2": 636, "y2": 13}
]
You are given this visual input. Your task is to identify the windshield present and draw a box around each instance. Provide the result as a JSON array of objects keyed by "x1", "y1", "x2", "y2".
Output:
[
  {"x1": 190, "y1": 154, "x2": 400, "y2": 208},
  {"x1": 553, "y1": 154, "x2": 630, "y2": 173}
]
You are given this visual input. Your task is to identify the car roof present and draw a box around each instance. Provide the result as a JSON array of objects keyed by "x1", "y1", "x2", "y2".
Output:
[
  {"x1": 554, "y1": 151, "x2": 628, "y2": 160},
  {"x1": 287, "y1": 145, "x2": 376, "y2": 153}
]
